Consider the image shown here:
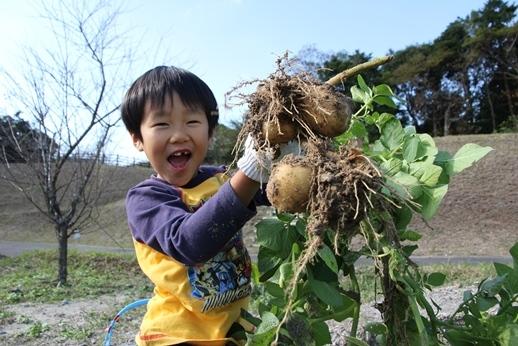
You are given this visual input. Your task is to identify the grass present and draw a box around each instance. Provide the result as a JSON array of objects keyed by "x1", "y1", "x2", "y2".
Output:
[
  {"x1": 0, "y1": 251, "x2": 497, "y2": 306},
  {"x1": 0, "y1": 250, "x2": 152, "y2": 304}
]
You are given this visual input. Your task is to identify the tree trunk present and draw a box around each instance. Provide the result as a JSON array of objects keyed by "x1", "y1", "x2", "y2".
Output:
[
  {"x1": 444, "y1": 105, "x2": 451, "y2": 136},
  {"x1": 486, "y1": 84, "x2": 497, "y2": 133},
  {"x1": 461, "y1": 70, "x2": 474, "y2": 123},
  {"x1": 57, "y1": 225, "x2": 68, "y2": 285},
  {"x1": 503, "y1": 75, "x2": 515, "y2": 118},
  {"x1": 432, "y1": 114, "x2": 438, "y2": 137}
]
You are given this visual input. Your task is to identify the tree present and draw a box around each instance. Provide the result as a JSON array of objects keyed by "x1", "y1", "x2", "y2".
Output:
[
  {"x1": 0, "y1": 0, "x2": 136, "y2": 285},
  {"x1": 205, "y1": 121, "x2": 241, "y2": 166},
  {"x1": 466, "y1": 0, "x2": 518, "y2": 132},
  {"x1": 0, "y1": 113, "x2": 58, "y2": 162}
]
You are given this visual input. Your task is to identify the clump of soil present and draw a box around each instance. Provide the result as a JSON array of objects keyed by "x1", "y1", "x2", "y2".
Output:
[
  {"x1": 305, "y1": 140, "x2": 382, "y2": 239},
  {"x1": 228, "y1": 54, "x2": 352, "y2": 165}
]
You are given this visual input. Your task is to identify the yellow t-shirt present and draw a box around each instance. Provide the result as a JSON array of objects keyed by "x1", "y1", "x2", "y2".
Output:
[{"x1": 128, "y1": 171, "x2": 255, "y2": 345}]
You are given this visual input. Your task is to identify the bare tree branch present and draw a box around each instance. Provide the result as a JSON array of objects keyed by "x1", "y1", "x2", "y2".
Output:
[{"x1": 0, "y1": 0, "x2": 137, "y2": 285}]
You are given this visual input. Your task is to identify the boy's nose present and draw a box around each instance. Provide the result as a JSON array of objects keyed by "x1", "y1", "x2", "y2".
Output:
[{"x1": 168, "y1": 126, "x2": 189, "y2": 143}]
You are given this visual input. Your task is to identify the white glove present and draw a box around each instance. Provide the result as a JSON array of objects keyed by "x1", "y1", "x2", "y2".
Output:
[{"x1": 237, "y1": 134, "x2": 302, "y2": 183}]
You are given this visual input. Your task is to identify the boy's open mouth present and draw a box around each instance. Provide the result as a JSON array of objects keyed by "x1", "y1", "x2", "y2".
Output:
[{"x1": 168, "y1": 150, "x2": 191, "y2": 168}]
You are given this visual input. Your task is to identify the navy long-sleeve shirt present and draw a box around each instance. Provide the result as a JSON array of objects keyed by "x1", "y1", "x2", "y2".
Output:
[{"x1": 126, "y1": 165, "x2": 267, "y2": 265}]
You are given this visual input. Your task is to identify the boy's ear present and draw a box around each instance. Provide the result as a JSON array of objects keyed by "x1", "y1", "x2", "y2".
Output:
[{"x1": 131, "y1": 133, "x2": 144, "y2": 151}]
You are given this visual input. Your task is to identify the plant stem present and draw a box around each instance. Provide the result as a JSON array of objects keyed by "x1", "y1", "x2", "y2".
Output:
[
  {"x1": 349, "y1": 266, "x2": 361, "y2": 342},
  {"x1": 326, "y1": 56, "x2": 394, "y2": 86},
  {"x1": 407, "y1": 295, "x2": 429, "y2": 345}
]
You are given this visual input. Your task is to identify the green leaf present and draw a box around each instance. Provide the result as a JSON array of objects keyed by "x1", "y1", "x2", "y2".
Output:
[
  {"x1": 330, "y1": 294, "x2": 356, "y2": 321},
  {"x1": 391, "y1": 171, "x2": 423, "y2": 199},
  {"x1": 494, "y1": 262, "x2": 513, "y2": 277},
  {"x1": 256, "y1": 218, "x2": 285, "y2": 252},
  {"x1": 394, "y1": 206, "x2": 413, "y2": 230},
  {"x1": 403, "y1": 136, "x2": 419, "y2": 162},
  {"x1": 409, "y1": 162, "x2": 443, "y2": 187},
  {"x1": 373, "y1": 84, "x2": 394, "y2": 96},
  {"x1": 434, "y1": 150, "x2": 453, "y2": 184},
  {"x1": 278, "y1": 262, "x2": 294, "y2": 289},
  {"x1": 381, "y1": 119, "x2": 405, "y2": 151},
  {"x1": 309, "y1": 278, "x2": 343, "y2": 307},
  {"x1": 365, "y1": 322, "x2": 388, "y2": 336},
  {"x1": 311, "y1": 320, "x2": 332, "y2": 345},
  {"x1": 510, "y1": 242, "x2": 518, "y2": 265},
  {"x1": 402, "y1": 245, "x2": 418, "y2": 257},
  {"x1": 442, "y1": 143, "x2": 493, "y2": 176},
  {"x1": 350, "y1": 120, "x2": 368, "y2": 138},
  {"x1": 257, "y1": 247, "x2": 282, "y2": 282},
  {"x1": 480, "y1": 276, "x2": 506, "y2": 296},
  {"x1": 416, "y1": 134, "x2": 438, "y2": 160},
  {"x1": 351, "y1": 85, "x2": 368, "y2": 103},
  {"x1": 264, "y1": 282, "x2": 285, "y2": 298},
  {"x1": 404, "y1": 126, "x2": 416, "y2": 135},
  {"x1": 463, "y1": 290, "x2": 473, "y2": 302},
  {"x1": 276, "y1": 212, "x2": 295, "y2": 223},
  {"x1": 399, "y1": 230, "x2": 422, "y2": 241},
  {"x1": 416, "y1": 185, "x2": 448, "y2": 220},
  {"x1": 380, "y1": 158, "x2": 403, "y2": 176},
  {"x1": 427, "y1": 272, "x2": 446, "y2": 287},
  {"x1": 318, "y1": 244, "x2": 338, "y2": 273},
  {"x1": 498, "y1": 324, "x2": 518, "y2": 346},
  {"x1": 247, "y1": 312, "x2": 279, "y2": 346},
  {"x1": 357, "y1": 74, "x2": 370, "y2": 93},
  {"x1": 477, "y1": 296, "x2": 498, "y2": 311},
  {"x1": 373, "y1": 95, "x2": 396, "y2": 108},
  {"x1": 372, "y1": 140, "x2": 388, "y2": 155},
  {"x1": 295, "y1": 218, "x2": 307, "y2": 238}
]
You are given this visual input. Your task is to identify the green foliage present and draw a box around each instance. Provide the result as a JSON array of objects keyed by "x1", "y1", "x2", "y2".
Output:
[
  {"x1": 249, "y1": 76, "x2": 494, "y2": 345},
  {"x1": 444, "y1": 242, "x2": 518, "y2": 346},
  {"x1": 205, "y1": 123, "x2": 240, "y2": 165},
  {"x1": 27, "y1": 321, "x2": 50, "y2": 338}
]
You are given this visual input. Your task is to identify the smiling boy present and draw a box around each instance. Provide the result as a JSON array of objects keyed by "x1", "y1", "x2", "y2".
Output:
[{"x1": 121, "y1": 66, "x2": 277, "y2": 345}]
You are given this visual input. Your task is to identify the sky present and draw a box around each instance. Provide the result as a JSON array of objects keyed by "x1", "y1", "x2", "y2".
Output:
[{"x1": 0, "y1": 0, "x2": 492, "y2": 161}]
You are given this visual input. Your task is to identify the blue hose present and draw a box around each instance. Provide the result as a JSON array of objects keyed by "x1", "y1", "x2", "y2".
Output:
[{"x1": 103, "y1": 298, "x2": 149, "y2": 346}]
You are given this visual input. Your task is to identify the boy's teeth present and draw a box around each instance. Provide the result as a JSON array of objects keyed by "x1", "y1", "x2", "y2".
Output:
[{"x1": 173, "y1": 151, "x2": 189, "y2": 156}]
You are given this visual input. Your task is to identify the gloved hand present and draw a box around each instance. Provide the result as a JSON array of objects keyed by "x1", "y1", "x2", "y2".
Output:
[{"x1": 237, "y1": 134, "x2": 302, "y2": 183}]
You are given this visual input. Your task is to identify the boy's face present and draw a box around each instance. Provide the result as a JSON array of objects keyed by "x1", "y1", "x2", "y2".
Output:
[{"x1": 132, "y1": 91, "x2": 210, "y2": 187}]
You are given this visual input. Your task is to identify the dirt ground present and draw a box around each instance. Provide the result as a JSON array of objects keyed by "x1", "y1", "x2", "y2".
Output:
[{"x1": 411, "y1": 134, "x2": 518, "y2": 257}]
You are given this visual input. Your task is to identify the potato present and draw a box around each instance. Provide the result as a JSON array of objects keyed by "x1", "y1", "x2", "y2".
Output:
[
  {"x1": 261, "y1": 115, "x2": 297, "y2": 144},
  {"x1": 302, "y1": 85, "x2": 352, "y2": 138},
  {"x1": 266, "y1": 155, "x2": 313, "y2": 213}
]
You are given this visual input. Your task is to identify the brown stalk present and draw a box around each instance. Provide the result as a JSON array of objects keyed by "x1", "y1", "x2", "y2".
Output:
[{"x1": 326, "y1": 55, "x2": 394, "y2": 86}]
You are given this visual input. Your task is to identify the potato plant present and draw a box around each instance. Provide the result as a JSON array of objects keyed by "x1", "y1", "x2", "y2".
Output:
[{"x1": 244, "y1": 75, "x2": 505, "y2": 345}]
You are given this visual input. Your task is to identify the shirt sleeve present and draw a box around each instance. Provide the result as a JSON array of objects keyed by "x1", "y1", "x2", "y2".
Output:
[{"x1": 126, "y1": 180, "x2": 257, "y2": 265}]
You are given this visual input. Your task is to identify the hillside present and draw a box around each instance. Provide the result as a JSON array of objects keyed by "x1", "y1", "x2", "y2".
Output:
[{"x1": 0, "y1": 133, "x2": 516, "y2": 257}]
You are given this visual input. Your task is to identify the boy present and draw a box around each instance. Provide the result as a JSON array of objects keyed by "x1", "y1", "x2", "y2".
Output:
[{"x1": 121, "y1": 66, "x2": 287, "y2": 345}]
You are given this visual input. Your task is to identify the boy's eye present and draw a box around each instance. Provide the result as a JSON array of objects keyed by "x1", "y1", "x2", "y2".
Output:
[
  {"x1": 152, "y1": 122, "x2": 168, "y2": 127},
  {"x1": 187, "y1": 120, "x2": 201, "y2": 125}
]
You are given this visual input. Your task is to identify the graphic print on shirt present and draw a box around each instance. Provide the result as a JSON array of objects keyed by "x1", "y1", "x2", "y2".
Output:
[{"x1": 187, "y1": 232, "x2": 252, "y2": 312}]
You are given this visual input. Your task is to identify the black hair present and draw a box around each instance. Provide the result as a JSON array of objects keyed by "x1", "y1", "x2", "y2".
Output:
[{"x1": 121, "y1": 66, "x2": 219, "y2": 139}]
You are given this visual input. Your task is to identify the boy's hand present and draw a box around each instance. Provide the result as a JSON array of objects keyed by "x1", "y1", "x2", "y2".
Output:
[{"x1": 237, "y1": 134, "x2": 301, "y2": 183}]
